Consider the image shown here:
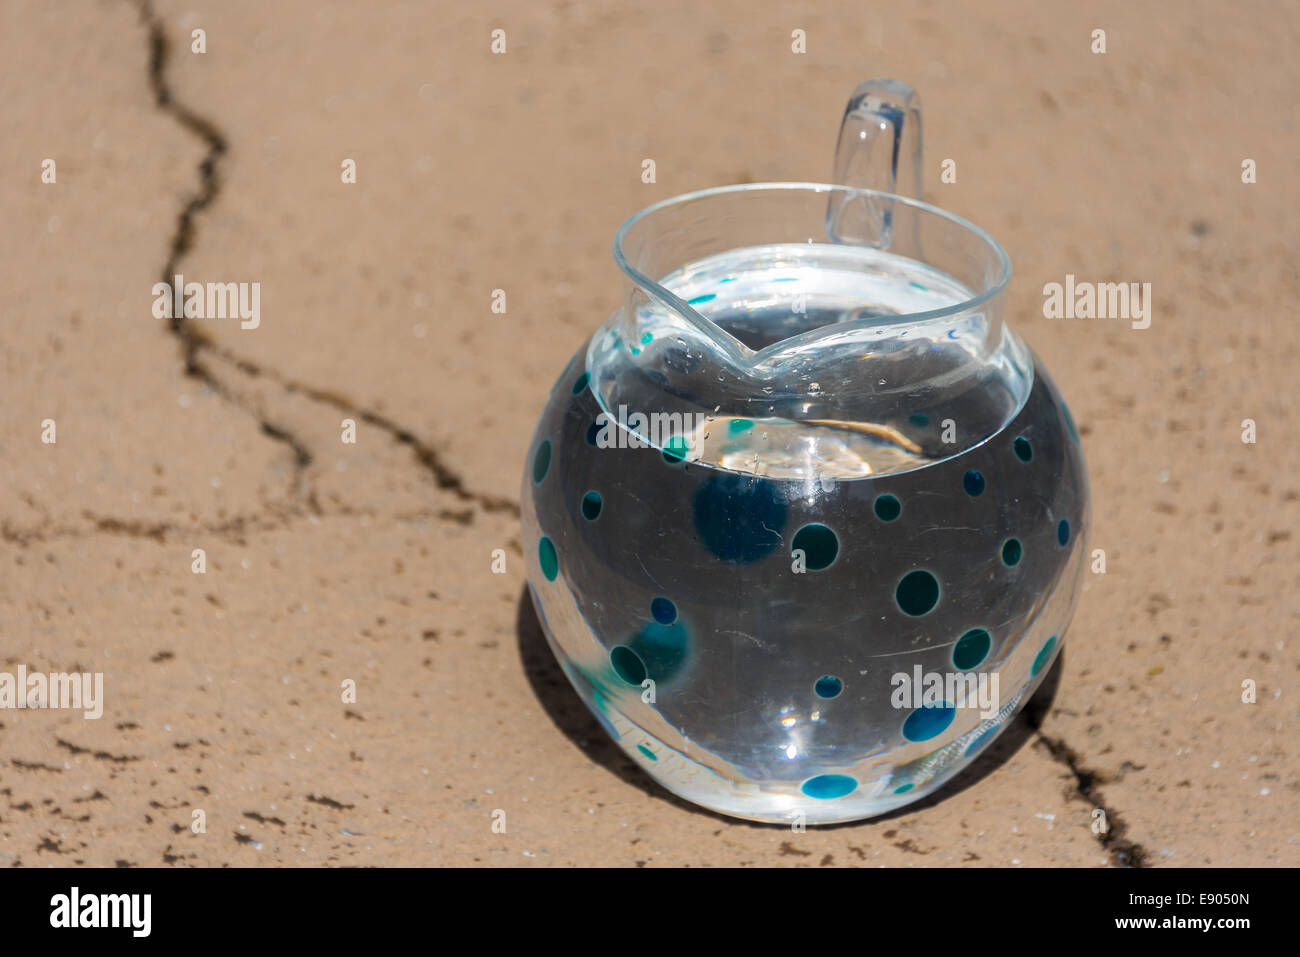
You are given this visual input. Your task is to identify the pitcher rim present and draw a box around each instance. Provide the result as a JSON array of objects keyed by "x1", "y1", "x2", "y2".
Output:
[{"x1": 612, "y1": 181, "x2": 1013, "y2": 337}]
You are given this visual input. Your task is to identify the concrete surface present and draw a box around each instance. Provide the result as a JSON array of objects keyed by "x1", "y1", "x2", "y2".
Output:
[{"x1": 0, "y1": 0, "x2": 1295, "y2": 866}]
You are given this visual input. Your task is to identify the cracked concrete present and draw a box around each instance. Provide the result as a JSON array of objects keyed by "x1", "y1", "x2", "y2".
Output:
[{"x1": 0, "y1": 0, "x2": 1296, "y2": 866}]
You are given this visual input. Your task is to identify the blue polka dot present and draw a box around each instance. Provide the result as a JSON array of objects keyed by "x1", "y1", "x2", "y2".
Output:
[
  {"x1": 963, "y1": 469, "x2": 985, "y2": 497},
  {"x1": 801, "y1": 774, "x2": 857, "y2": 799},
  {"x1": 1057, "y1": 518, "x2": 1070, "y2": 546},
  {"x1": 902, "y1": 704, "x2": 955, "y2": 742},
  {"x1": 1031, "y1": 635, "x2": 1059, "y2": 678},
  {"x1": 650, "y1": 596, "x2": 677, "y2": 625},
  {"x1": 693, "y1": 474, "x2": 787, "y2": 563},
  {"x1": 532, "y1": 439, "x2": 552, "y2": 484},
  {"x1": 874, "y1": 494, "x2": 902, "y2": 522},
  {"x1": 610, "y1": 645, "x2": 646, "y2": 685},
  {"x1": 814, "y1": 675, "x2": 843, "y2": 699},
  {"x1": 896, "y1": 570, "x2": 940, "y2": 616}
]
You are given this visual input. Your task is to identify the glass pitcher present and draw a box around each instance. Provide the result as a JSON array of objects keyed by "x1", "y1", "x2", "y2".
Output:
[{"x1": 522, "y1": 79, "x2": 1089, "y2": 824}]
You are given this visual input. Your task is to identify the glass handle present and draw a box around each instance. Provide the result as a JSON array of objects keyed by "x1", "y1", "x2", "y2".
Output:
[{"x1": 827, "y1": 78, "x2": 923, "y2": 248}]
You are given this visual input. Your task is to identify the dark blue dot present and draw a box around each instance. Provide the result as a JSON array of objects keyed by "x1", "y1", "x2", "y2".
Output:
[
  {"x1": 896, "y1": 570, "x2": 940, "y2": 616},
  {"x1": 874, "y1": 494, "x2": 902, "y2": 522},
  {"x1": 1014, "y1": 435, "x2": 1033, "y2": 462},
  {"x1": 650, "y1": 596, "x2": 677, "y2": 625},
  {"x1": 791, "y1": 523, "x2": 838, "y2": 570},
  {"x1": 570, "y1": 371, "x2": 589, "y2": 395},
  {"x1": 585, "y1": 420, "x2": 601, "y2": 446},
  {"x1": 963, "y1": 469, "x2": 985, "y2": 497},
  {"x1": 609, "y1": 645, "x2": 646, "y2": 685},
  {"x1": 801, "y1": 774, "x2": 857, "y2": 799},
  {"x1": 902, "y1": 704, "x2": 955, "y2": 742},
  {"x1": 531, "y1": 439, "x2": 552, "y2": 484},
  {"x1": 1057, "y1": 518, "x2": 1070, "y2": 546},
  {"x1": 581, "y1": 490, "x2": 602, "y2": 521},
  {"x1": 814, "y1": 675, "x2": 843, "y2": 698},
  {"x1": 693, "y1": 474, "x2": 787, "y2": 563},
  {"x1": 953, "y1": 628, "x2": 992, "y2": 670}
]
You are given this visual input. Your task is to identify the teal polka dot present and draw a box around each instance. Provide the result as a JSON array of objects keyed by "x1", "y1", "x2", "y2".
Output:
[
  {"x1": 953, "y1": 628, "x2": 992, "y2": 670},
  {"x1": 640, "y1": 332, "x2": 653, "y2": 345},
  {"x1": 814, "y1": 675, "x2": 843, "y2": 698},
  {"x1": 1001, "y1": 538, "x2": 1022, "y2": 566},
  {"x1": 874, "y1": 494, "x2": 902, "y2": 522},
  {"x1": 636, "y1": 744, "x2": 658, "y2": 761},
  {"x1": 687, "y1": 293, "x2": 716, "y2": 305},
  {"x1": 532, "y1": 439, "x2": 552, "y2": 484},
  {"x1": 1014, "y1": 435, "x2": 1033, "y2": 462},
  {"x1": 801, "y1": 774, "x2": 857, "y2": 799},
  {"x1": 662, "y1": 434, "x2": 689, "y2": 464},
  {"x1": 791, "y1": 523, "x2": 838, "y2": 570},
  {"x1": 902, "y1": 703, "x2": 955, "y2": 742},
  {"x1": 570, "y1": 371, "x2": 589, "y2": 395},
  {"x1": 963, "y1": 469, "x2": 985, "y2": 497},
  {"x1": 585, "y1": 420, "x2": 601, "y2": 446},
  {"x1": 610, "y1": 645, "x2": 647, "y2": 685},
  {"x1": 896, "y1": 570, "x2": 940, "y2": 616},
  {"x1": 650, "y1": 596, "x2": 677, "y2": 625},
  {"x1": 581, "y1": 490, "x2": 602, "y2": 520},
  {"x1": 1031, "y1": 635, "x2": 1058, "y2": 678},
  {"x1": 728, "y1": 418, "x2": 754, "y2": 434},
  {"x1": 893, "y1": 783, "x2": 914, "y2": 795},
  {"x1": 538, "y1": 536, "x2": 558, "y2": 581},
  {"x1": 909, "y1": 413, "x2": 930, "y2": 427},
  {"x1": 1057, "y1": 518, "x2": 1070, "y2": 546}
]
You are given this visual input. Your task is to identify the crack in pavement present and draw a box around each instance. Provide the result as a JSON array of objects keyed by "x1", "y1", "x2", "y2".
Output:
[
  {"x1": 1024, "y1": 694, "x2": 1150, "y2": 868},
  {"x1": 132, "y1": 0, "x2": 516, "y2": 517}
]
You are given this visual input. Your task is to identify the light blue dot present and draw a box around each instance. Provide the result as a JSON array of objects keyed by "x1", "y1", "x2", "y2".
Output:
[
  {"x1": 801, "y1": 774, "x2": 857, "y2": 799},
  {"x1": 902, "y1": 704, "x2": 955, "y2": 742}
]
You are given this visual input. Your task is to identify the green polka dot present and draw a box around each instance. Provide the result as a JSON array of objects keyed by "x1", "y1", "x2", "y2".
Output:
[
  {"x1": 1031, "y1": 635, "x2": 1058, "y2": 678},
  {"x1": 538, "y1": 536, "x2": 558, "y2": 581},
  {"x1": 1014, "y1": 435, "x2": 1033, "y2": 462},
  {"x1": 531, "y1": 439, "x2": 552, "y2": 484},
  {"x1": 953, "y1": 628, "x2": 992, "y2": 670},
  {"x1": 581, "y1": 490, "x2": 602, "y2": 520},
  {"x1": 610, "y1": 645, "x2": 646, "y2": 685},
  {"x1": 874, "y1": 494, "x2": 902, "y2": 522},
  {"x1": 1001, "y1": 538, "x2": 1022, "y2": 566},
  {"x1": 896, "y1": 570, "x2": 940, "y2": 616},
  {"x1": 791, "y1": 523, "x2": 838, "y2": 570}
]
